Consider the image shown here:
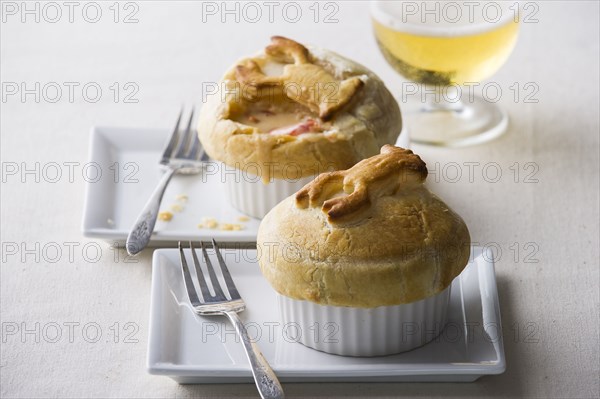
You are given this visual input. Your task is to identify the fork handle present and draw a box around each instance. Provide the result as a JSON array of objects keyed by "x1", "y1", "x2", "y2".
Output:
[
  {"x1": 126, "y1": 167, "x2": 177, "y2": 255},
  {"x1": 225, "y1": 311, "x2": 285, "y2": 399}
]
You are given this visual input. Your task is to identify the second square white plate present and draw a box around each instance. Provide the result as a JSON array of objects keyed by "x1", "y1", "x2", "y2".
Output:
[
  {"x1": 81, "y1": 126, "x2": 410, "y2": 246},
  {"x1": 147, "y1": 246, "x2": 505, "y2": 383},
  {"x1": 81, "y1": 126, "x2": 261, "y2": 244}
]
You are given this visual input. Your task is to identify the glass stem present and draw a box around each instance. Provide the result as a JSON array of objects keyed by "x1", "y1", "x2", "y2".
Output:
[{"x1": 422, "y1": 85, "x2": 466, "y2": 114}]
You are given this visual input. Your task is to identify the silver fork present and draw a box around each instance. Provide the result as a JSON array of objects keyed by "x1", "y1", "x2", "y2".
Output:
[
  {"x1": 179, "y1": 240, "x2": 285, "y2": 399},
  {"x1": 126, "y1": 109, "x2": 205, "y2": 255}
]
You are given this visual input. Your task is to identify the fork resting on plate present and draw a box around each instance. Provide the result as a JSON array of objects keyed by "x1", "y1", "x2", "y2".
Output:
[
  {"x1": 179, "y1": 240, "x2": 285, "y2": 399},
  {"x1": 126, "y1": 110, "x2": 206, "y2": 255}
]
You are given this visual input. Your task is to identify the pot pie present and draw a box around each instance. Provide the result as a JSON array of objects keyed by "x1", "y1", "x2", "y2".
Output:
[
  {"x1": 257, "y1": 145, "x2": 471, "y2": 356},
  {"x1": 197, "y1": 36, "x2": 403, "y2": 218}
]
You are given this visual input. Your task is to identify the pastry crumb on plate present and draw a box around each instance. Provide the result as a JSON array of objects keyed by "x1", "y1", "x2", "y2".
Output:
[{"x1": 158, "y1": 211, "x2": 173, "y2": 222}]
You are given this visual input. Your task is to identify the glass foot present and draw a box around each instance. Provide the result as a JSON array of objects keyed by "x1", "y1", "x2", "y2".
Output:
[{"x1": 402, "y1": 95, "x2": 508, "y2": 147}]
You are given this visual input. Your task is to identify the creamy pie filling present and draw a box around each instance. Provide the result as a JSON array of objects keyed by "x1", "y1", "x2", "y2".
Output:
[{"x1": 235, "y1": 101, "x2": 330, "y2": 137}]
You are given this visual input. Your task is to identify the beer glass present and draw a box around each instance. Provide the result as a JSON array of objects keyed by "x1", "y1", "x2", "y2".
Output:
[{"x1": 371, "y1": 1, "x2": 520, "y2": 146}]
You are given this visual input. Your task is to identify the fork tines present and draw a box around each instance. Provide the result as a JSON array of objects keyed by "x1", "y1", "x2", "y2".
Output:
[
  {"x1": 161, "y1": 109, "x2": 201, "y2": 163},
  {"x1": 179, "y1": 240, "x2": 241, "y2": 305}
]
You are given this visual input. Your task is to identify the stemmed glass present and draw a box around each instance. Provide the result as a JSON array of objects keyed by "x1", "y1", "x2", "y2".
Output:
[{"x1": 371, "y1": 1, "x2": 520, "y2": 147}]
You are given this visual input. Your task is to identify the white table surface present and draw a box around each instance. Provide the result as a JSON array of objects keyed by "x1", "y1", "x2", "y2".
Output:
[{"x1": 1, "y1": 1, "x2": 598, "y2": 398}]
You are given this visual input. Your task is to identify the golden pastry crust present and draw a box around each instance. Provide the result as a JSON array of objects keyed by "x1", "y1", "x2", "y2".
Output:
[
  {"x1": 197, "y1": 36, "x2": 402, "y2": 181},
  {"x1": 296, "y1": 145, "x2": 428, "y2": 224},
  {"x1": 257, "y1": 146, "x2": 471, "y2": 308}
]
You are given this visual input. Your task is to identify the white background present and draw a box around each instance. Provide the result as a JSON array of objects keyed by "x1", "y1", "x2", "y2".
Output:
[{"x1": 1, "y1": 1, "x2": 599, "y2": 398}]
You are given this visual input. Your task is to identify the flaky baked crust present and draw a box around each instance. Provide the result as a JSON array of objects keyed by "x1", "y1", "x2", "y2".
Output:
[
  {"x1": 257, "y1": 146, "x2": 471, "y2": 307},
  {"x1": 197, "y1": 36, "x2": 402, "y2": 181}
]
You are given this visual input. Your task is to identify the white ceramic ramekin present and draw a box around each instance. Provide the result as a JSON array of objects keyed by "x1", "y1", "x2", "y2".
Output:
[
  {"x1": 396, "y1": 126, "x2": 410, "y2": 148},
  {"x1": 223, "y1": 127, "x2": 409, "y2": 220},
  {"x1": 224, "y1": 166, "x2": 314, "y2": 219},
  {"x1": 277, "y1": 286, "x2": 451, "y2": 357}
]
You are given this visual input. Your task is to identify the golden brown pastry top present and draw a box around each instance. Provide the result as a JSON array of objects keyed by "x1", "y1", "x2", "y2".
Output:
[
  {"x1": 296, "y1": 145, "x2": 427, "y2": 225},
  {"x1": 197, "y1": 36, "x2": 402, "y2": 181},
  {"x1": 235, "y1": 36, "x2": 364, "y2": 120},
  {"x1": 257, "y1": 146, "x2": 471, "y2": 307}
]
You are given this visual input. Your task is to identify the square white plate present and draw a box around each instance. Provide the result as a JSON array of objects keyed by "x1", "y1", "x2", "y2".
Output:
[
  {"x1": 147, "y1": 246, "x2": 506, "y2": 383},
  {"x1": 81, "y1": 126, "x2": 261, "y2": 244},
  {"x1": 81, "y1": 126, "x2": 410, "y2": 246}
]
